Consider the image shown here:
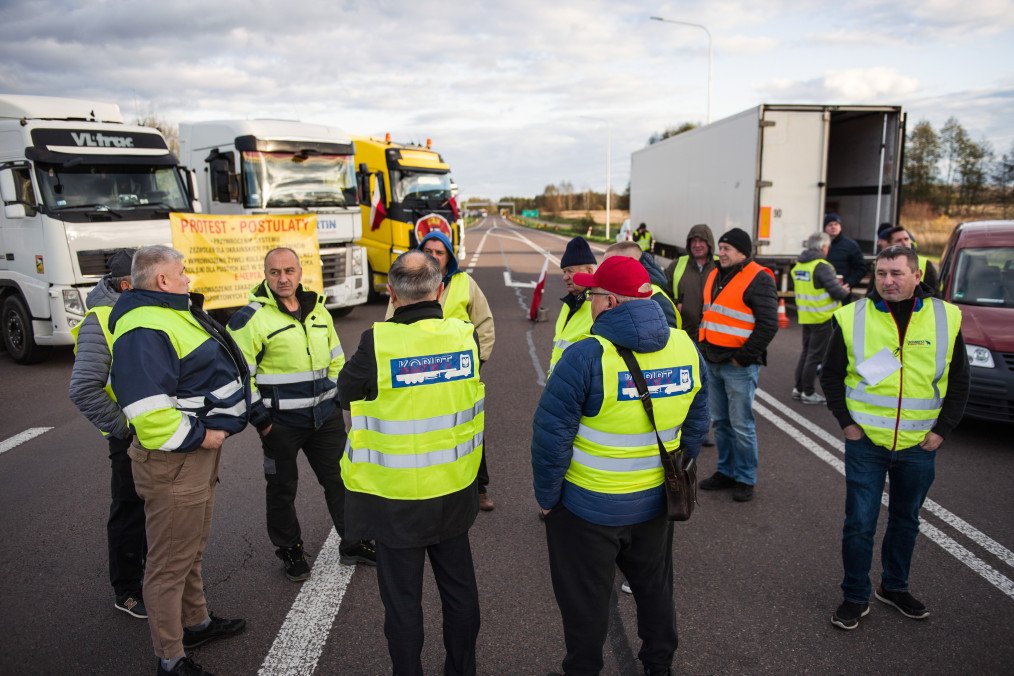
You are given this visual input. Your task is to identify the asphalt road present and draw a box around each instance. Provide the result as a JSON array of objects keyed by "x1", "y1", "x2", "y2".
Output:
[{"x1": 1, "y1": 214, "x2": 1012, "y2": 675}]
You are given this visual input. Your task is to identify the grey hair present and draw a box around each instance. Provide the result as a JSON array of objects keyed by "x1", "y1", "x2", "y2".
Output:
[
  {"x1": 805, "y1": 232, "x2": 831, "y2": 251},
  {"x1": 132, "y1": 245, "x2": 183, "y2": 291},
  {"x1": 389, "y1": 250, "x2": 441, "y2": 302}
]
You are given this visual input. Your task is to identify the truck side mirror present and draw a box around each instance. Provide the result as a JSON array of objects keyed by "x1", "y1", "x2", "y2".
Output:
[
  {"x1": 205, "y1": 149, "x2": 237, "y2": 203},
  {"x1": 0, "y1": 169, "x2": 17, "y2": 202}
]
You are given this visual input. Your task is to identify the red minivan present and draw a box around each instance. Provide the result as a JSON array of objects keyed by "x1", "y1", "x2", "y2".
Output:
[{"x1": 936, "y1": 220, "x2": 1014, "y2": 422}]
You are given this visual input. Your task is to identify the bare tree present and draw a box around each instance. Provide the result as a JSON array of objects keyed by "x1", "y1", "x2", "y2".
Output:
[{"x1": 136, "y1": 111, "x2": 180, "y2": 155}]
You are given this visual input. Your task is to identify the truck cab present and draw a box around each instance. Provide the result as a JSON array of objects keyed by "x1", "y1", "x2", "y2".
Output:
[
  {"x1": 352, "y1": 136, "x2": 462, "y2": 297},
  {"x1": 178, "y1": 120, "x2": 368, "y2": 313},
  {"x1": 0, "y1": 95, "x2": 189, "y2": 363}
]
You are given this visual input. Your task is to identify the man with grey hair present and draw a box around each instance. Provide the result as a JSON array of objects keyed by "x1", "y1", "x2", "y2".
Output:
[
  {"x1": 339, "y1": 250, "x2": 484, "y2": 675},
  {"x1": 110, "y1": 245, "x2": 249, "y2": 676},
  {"x1": 790, "y1": 232, "x2": 851, "y2": 404}
]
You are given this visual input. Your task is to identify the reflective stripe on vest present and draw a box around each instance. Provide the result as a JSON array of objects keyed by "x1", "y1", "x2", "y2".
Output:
[
  {"x1": 836, "y1": 297, "x2": 961, "y2": 450},
  {"x1": 791, "y1": 258, "x2": 841, "y2": 324},
  {"x1": 548, "y1": 298, "x2": 593, "y2": 374},
  {"x1": 651, "y1": 283, "x2": 681, "y2": 329},
  {"x1": 442, "y1": 273, "x2": 471, "y2": 322},
  {"x1": 565, "y1": 331, "x2": 701, "y2": 495},
  {"x1": 699, "y1": 261, "x2": 772, "y2": 347},
  {"x1": 342, "y1": 318, "x2": 484, "y2": 500}
]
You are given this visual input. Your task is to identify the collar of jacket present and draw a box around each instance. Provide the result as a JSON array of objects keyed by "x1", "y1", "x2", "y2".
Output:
[
  {"x1": 391, "y1": 300, "x2": 444, "y2": 323},
  {"x1": 718, "y1": 258, "x2": 751, "y2": 279},
  {"x1": 251, "y1": 281, "x2": 319, "y2": 316},
  {"x1": 561, "y1": 291, "x2": 587, "y2": 309}
]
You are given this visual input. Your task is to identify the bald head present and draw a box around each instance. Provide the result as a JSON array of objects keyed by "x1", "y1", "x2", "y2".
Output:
[
  {"x1": 264, "y1": 247, "x2": 302, "y2": 300},
  {"x1": 604, "y1": 241, "x2": 643, "y2": 260},
  {"x1": 388, "y1": 250, "x2": 443, "y2": 307}
]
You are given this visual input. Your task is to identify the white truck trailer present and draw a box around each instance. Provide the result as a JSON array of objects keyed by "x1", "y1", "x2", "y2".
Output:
[
  {"x1": 178, "y1": 119, "x2": 368, "y2": 314},
  {"x1": 0, "y1": 95, "x2": 191, "y2": 363},
  {"x1": 630, "y1": 104, "x2": 906, "y2": 288}
]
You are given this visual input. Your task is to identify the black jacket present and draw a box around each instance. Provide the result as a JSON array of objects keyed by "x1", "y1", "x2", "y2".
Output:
[
  {"x1": 700, "y1": 259, "x2": 780, "y2": 366},
  {"x1": 338, "y1": 300, "x2": 481, "y2": 548},
  {"x1": 820, "y1": 285, "x2": 969, "y2": 439},
  {"x1": 826, "y1": 234, "x2": 868, "y2": 288}
]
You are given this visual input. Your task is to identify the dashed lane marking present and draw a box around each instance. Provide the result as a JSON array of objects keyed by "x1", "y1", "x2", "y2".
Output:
[{"x1": 0, "y1": 427, "x2": 53, "y2": 456}]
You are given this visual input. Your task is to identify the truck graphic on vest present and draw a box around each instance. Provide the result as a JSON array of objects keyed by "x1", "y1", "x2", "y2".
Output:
[
  {"x1": 392, "y1": 350, "x2": 473, "y2": 387},
  {"x1": 618, "y1": 366, "x2": 694, "y2": 400}
]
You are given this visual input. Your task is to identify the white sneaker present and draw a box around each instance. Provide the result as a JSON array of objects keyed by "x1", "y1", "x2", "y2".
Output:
[
  {"x1": 800, "y1": 392, "x2": 826, "y2": 405},
  {"x1": 621, "y1": 582, "x2": 632, "y2": 594},
  {"x1": 791, "y1": 388, "x2": 802, "y2": 400}
]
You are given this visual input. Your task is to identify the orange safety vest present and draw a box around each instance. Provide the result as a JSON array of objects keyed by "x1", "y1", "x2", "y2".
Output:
[{"x1": 699, "y1": 261, "x2": 774, "y2": 348}]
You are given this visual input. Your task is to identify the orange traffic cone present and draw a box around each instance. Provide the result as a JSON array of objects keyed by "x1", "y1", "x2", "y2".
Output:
[{"x1": 777, "y1": 298, "x2": 790, "y2": 329}]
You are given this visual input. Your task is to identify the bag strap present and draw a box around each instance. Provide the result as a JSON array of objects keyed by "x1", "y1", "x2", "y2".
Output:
[{"x1": 614, "y1": 345, "x2": 672, "y2": 466}]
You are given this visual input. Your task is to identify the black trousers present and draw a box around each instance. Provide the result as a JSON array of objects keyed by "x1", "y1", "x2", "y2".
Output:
[
  {"x1": 260, "y1": 410, "x2": 350, "y2": 551},
  {"x1": 376, "y1": 532, "x2": 481, "y2": 676},
  {"x1": 545, "y1": 508, "x2": 677, "y2": 675},
  {"x1": 794, "y1": 321, "x2": 832, "y2": 395},
  {"x1": 107, "y1": 435, "x2": 146, "y2": 598}
]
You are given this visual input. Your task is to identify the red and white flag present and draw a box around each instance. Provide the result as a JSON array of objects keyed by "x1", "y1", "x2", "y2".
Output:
[
  {"x1": 370, "y1": 178, "x2": 387, "y2": 231},
  {"x1": 448, "y1": 195, "x2": 460, "y2": 221},
  {"x1": 529, "y1": 257, "x2": 550, "y2": 321}
]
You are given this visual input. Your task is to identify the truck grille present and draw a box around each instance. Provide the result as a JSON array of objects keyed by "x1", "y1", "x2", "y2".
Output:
[
  {"x1": 77, "y1": 249, "x2": 120, "y2": 277},
  {"x1": 321, "y1": 249, "x2": 347, "y2": 286}
]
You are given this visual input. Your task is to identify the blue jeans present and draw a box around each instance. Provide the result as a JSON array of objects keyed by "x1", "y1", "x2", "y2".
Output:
[
  {"x1": 841, "y1": 436, "x2": 936, "y2": 602},
  {"x1": 706, "y1": 360, "x2": 759, "y2": 485}
]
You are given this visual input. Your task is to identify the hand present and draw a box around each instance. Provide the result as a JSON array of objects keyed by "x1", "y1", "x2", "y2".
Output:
[
  {"x1": 841, "y1": 283, "x2": 851, "y2": 293},
  {"x1": 202, "y1": 429, "x2": 228, "y2": 450},
  {"x1": 843, "y1": 424, "x2": 864, "y2": 441},
  {"x1": 731, "y1": 358, "x2": 743, "y2": 367},
  {"x1": 540, "y1": 508, "x2": 552, "y2": 517},
  {"x1": 919, "y1": 431, "x2": 944, "y2": 451},
  {"x1": 259, "y1": 424, "x2": 273, "y2": 437}
]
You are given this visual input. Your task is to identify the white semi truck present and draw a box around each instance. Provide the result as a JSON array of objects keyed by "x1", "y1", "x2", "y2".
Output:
[
  {"x1": 0, "y1": 95, "x2": 192, "y2": 363},
  {"x1": 178, "y1": 120, "x2": 368, "y2": 314},
  {"x1": 630, "y1": 104, "x2": 906, "y2": 289}
]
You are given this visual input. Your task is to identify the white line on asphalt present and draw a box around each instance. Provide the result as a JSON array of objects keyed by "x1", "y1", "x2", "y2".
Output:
[
  {"x1": 466, "y1": 227, "x2": 491, "y2": 274},
  {"x1": 258, "y1": 529, "x2": 355, "y2": 676},
  {"x1": 0, "y1": 427, "x2": 53, "y2": 456},
  {"x1": 503, "y1": 221, "x2": 609, "y2": 253},
  {"x1": 503, "y1": 270, "x2": 537, "y2": 289},
  {"x1": 754, "y1": 387, "x2": 1014, "y2": 570},
  {"x1": 491, "y1": 226, "x2": 561, "y2": 266},
  {"x1": 492, "y1": 223, "x2": 548, "y2": 386},
  {"x1": 752, "y1": 399, "x2": 1014, "y2": 601}
]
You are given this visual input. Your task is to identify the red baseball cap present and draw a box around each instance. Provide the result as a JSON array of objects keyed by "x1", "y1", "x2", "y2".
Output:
[{"x1": 573, "y1": 256, "x2": 652, "y2": 298}]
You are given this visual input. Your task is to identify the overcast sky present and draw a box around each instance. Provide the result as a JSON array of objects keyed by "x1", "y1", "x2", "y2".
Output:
[{"x1": 2, "y1": 0, "x2": 1012, "y2": 202}]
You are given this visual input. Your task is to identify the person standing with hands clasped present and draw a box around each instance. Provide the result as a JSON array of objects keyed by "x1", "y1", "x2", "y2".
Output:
[
  {"x1": 532, "y1": 255, "x2": 709, "y2": 676},
  {"x1": 822, "y1": 246, "x2": 969, "y2": 630}
]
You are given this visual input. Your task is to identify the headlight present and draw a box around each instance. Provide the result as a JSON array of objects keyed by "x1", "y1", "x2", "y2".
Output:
[
  {"x1": 351, "y1": 247, "x2": 364, "y2": 276},
  {"x1": 62, "y1": 288, "x2": 85, "y2": 316},
  {"x1": 966, "y1": 344, "x2": 995, "y2": 368}
]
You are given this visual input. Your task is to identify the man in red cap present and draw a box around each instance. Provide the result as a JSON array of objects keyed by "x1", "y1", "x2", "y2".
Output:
[{"x1": 532, "y1": 256, "x2": 709, "y2": 676}]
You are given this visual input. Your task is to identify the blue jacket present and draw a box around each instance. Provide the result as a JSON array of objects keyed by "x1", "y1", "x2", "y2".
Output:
[{"x1": 532, "y1": 299, "x2": 709, "y2": 526}]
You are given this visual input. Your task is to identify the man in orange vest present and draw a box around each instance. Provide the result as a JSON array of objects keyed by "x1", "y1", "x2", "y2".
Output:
[{"x1": 697, "y1": 228, "x2": 779, "y2": 502}]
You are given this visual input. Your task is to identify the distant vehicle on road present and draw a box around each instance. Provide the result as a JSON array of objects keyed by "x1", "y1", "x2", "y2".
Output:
[{"x1": 936, "y1": 220, "x2": 1014, "y2": 423}]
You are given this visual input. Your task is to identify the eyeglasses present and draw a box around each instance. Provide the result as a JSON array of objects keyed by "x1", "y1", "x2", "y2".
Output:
[{"x1": 586, "y1": 291, "x2": 612, "y2": 298}]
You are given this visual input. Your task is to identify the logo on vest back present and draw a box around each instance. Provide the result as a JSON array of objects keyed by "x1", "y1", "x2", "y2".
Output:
[
  {"x1": 391, "y1": 350, "x2": 473, "y2": 387},
  {"x1": 794, "y1": 270, "x2": 811, "y2": 282},
  {"x1": 618, "y1": 366, "x2": 694, "y2": 401}
]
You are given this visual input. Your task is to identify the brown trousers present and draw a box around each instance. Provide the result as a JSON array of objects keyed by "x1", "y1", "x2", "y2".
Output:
[{"x1": 129, "y1": 444, "x2": 221, "y2": 659}]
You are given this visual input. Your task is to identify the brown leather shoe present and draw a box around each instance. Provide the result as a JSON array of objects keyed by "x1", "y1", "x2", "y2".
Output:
[{"x1": 479, "y1": 492, "x2": 494, "y2": 511}]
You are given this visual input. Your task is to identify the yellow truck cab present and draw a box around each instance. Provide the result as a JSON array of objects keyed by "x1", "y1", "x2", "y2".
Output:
[{"x1": 353, "y1": 136, "x2": 462, "y2": 297}]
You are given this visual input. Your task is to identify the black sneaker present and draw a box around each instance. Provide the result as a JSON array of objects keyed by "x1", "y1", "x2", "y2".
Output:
[
  {"x1": 182, "y1": 614, "x2": 247, "y2": 650},
  {"x1": 340, "y1": 540, "x2": 377, "y2": 566},
  {"x1": 276, "y1": 544, "x2": 311, "y2": 582},
  {"x1": 831, "y1": 600, "x2": 870, "y2": 630},
  {"x1": 876, "y1": 586, "x2": 929, "y2": 619},
  {"x1": 699, "y1": 471, "x2": 736, "y2": 491},
  {"x1": 156, "y1": 656, "x2": 214, "y2": 675},
  {"x1": 732, "y1": 482, "x2": 754, "y2": 502},
  {"x1": 115, "y1": 593, "x2": 148, "y2": 618}
]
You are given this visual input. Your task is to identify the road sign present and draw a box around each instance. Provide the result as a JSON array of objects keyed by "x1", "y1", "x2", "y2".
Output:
[{"x1": 522, "y1": 209, "x2": 540, "y2": 218}]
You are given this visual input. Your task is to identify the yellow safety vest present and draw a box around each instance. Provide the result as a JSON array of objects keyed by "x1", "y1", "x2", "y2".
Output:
[
  {"x1": 791, "y1": 258, "x2": 841, "y2": 324},
  {"x1": 442, "y1": 273, "x2": 471, "y2": 322},
  {"x1": 548, "y1": 298, "x2": 594, "y2": 374},
  {"x1": 836, "y1": 297, "x2": 961, "y2": 451},
  {"x1": 565, "y1": 330, "x2": 701, "y2": 494},
  {"x1": 650, "y1": 283, "x2": 681, "y2": 329},
  {"x1": 918, "y1": 255, "x2": 928, "y2": 277},
  {"x1": 670, "y1": 254, "x2": 718, "y2": 298},
  {"x1": 342, "y1": 318, "x2": 484, "y2": 500}
]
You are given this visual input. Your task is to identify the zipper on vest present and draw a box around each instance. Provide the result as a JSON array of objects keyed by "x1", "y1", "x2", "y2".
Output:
[{"x1": 885, "y1": 302, "x2": 903, "y2": 451}]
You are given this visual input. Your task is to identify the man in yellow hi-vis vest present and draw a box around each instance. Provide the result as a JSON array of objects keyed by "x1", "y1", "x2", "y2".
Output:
[
  {"x1": 821, "y1": 246, "x2": 969, "y2": 631},
  {"x1": 532, "y1": 256, "x2": 709, "y2": 675},
  {"x1": 548, "y1": 236, "x2": 597, "y2": 375},
  {"x1": 340, "y1": 250, "x2": 483, "y2": 675}
]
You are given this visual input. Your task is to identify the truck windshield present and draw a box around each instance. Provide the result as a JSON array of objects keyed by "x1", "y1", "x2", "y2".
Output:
[
  {"x1": 242, "y1": 151, "x2": 357, "y2": 209},
  {"x1": 35, "y1": 163, "x2": 189, "y2": 220},
  {"x1": 952, "y1": 247, "x2": 1014, "y2": 308},
  {"x1": 391, "y1": 170, "x2": 452, "y2": 205}
]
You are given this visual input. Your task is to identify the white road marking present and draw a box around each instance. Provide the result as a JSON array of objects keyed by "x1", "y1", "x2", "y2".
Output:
[
  {"x1": 491, "y1": 226, "x2": 560, "y2": 266},
  {"x1": 465, "y1": 226, "x2": 491, "y2": 274},
  {"x1": 754, "y1": 387, "x2": 1014, "y2": 571},
  {"x1": 503, "y1": 270, "x2": 537, "y2": 289},
  {"x1": 258, "y1": 529, "x2": 355, "y2": 676},
  {"x1": 504, "y1": 220, "x2": 609, "y2": 253},
  {"x1": 752, "y1": 399, "x2": 1014, "y2": 600},
  {"x1": 0, "y1": 427, "x2": 53, "y2": 456}
]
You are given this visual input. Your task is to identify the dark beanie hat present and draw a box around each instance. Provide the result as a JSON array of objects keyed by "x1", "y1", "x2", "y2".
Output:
[
  {"x1": 108, "y1": 248, "x2": 136, "y2": 277},
  {"x1": 718, "y1": 228, "x2": 752, "y2": 257},
  {"x1": 877, "y1": 222, "x2": 894, "y2": 240},
  {"x1": 561, "y1": 236, "x2": 596, "y2": 268},
  {"x1": 823, "y1": 212, "x2": 842, "y2": 227}
]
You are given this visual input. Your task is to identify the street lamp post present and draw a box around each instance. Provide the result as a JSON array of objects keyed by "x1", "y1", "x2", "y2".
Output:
[
  {"x1": 581, "y1": 115, "x2": 612, "y2": 240},
  {"x1": 650, "y1": 16, "x2": 713, "y2": 124}
]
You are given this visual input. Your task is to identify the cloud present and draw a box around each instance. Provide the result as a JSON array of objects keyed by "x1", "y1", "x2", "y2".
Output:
[{"x1": 757, "y1": 67, "x2": 919, "y2": 103}]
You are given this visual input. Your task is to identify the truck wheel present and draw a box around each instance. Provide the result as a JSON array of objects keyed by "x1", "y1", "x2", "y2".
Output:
[{"x1": 2, "y1": 295, "x2": 52, "y2": 364}]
